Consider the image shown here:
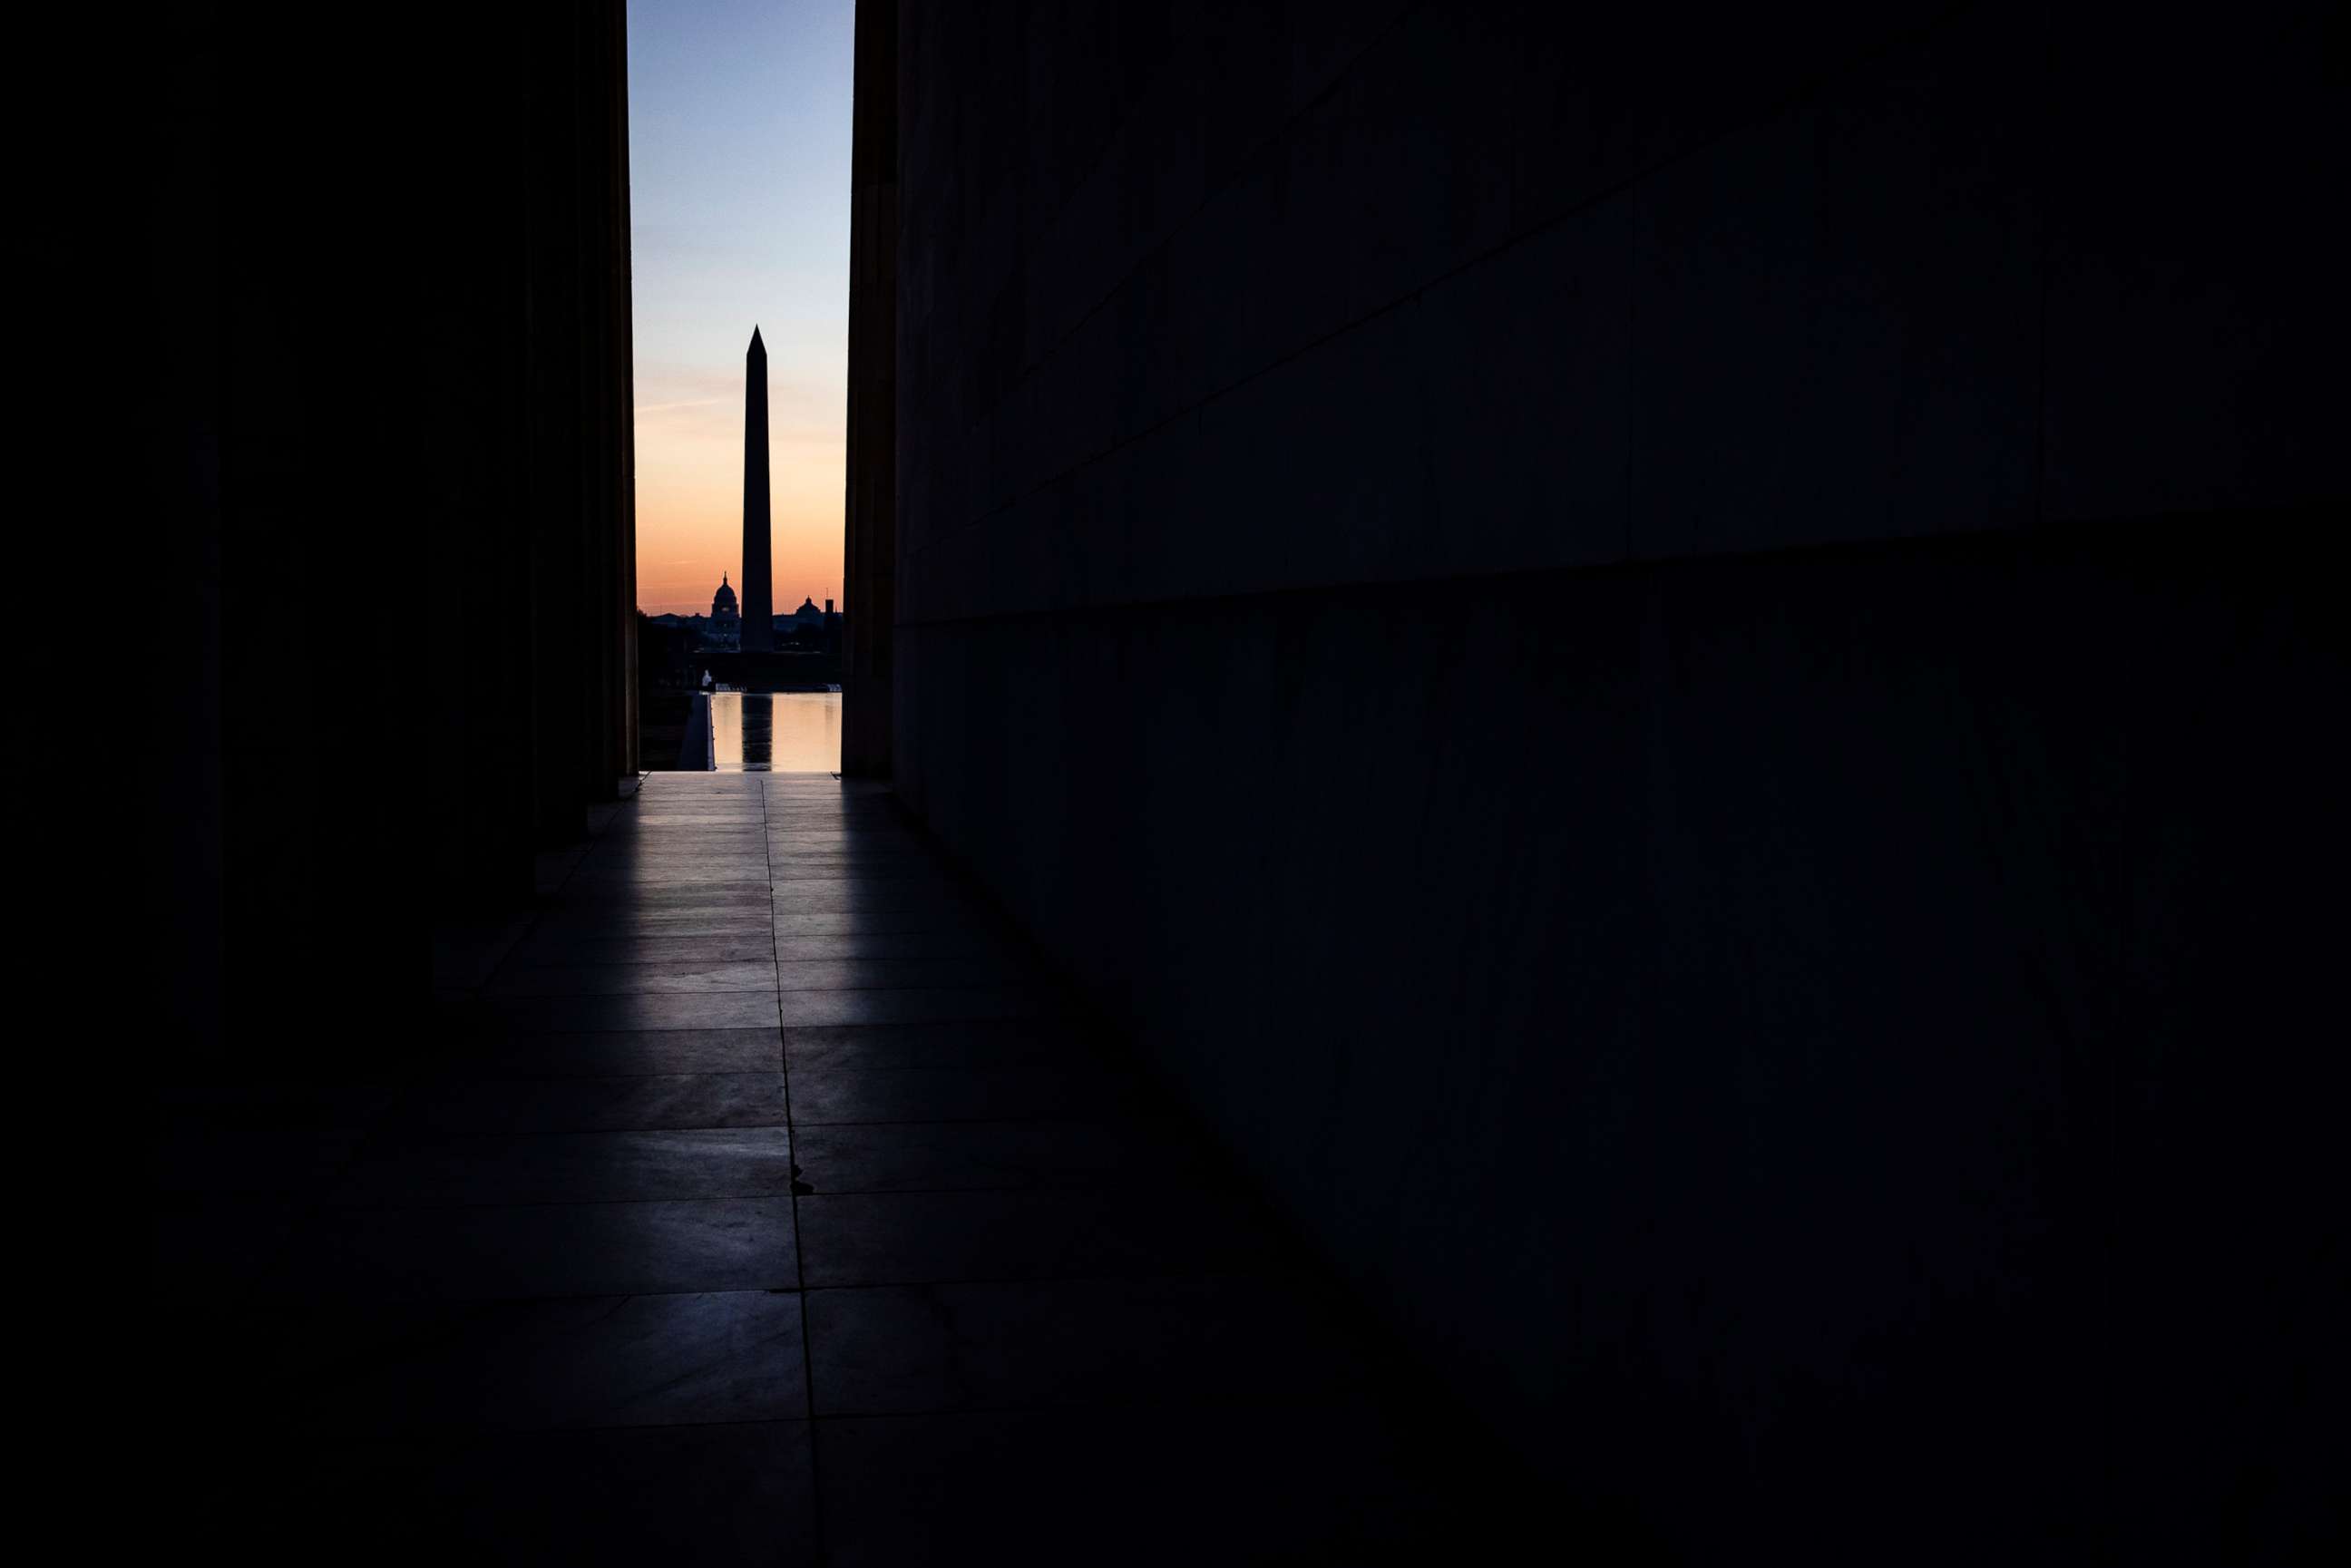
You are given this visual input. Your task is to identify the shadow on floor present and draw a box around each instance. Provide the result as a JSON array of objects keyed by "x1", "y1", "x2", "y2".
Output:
[{"x1": 153, "y1": 774, "x2": 1627, "y2": 1563}]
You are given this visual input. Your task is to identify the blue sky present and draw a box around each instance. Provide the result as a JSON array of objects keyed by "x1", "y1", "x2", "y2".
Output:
[{"x1": 629, "y1": 0, "x2": 855, "y2": 615}]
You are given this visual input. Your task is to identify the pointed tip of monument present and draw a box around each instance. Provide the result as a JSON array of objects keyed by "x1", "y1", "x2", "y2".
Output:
[{"x1": 749, "y1": 325, "x2": 764, "y2": 350}]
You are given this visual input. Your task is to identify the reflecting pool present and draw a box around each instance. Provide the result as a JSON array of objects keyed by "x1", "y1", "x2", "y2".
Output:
[{"x1": 707, "y1": 690, "x2": 841, "y2": 772}]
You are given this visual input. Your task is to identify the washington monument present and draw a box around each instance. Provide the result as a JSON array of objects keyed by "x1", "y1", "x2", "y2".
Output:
[{"x1": 741, "y1": 326, "x2": 774, "y2": 652}]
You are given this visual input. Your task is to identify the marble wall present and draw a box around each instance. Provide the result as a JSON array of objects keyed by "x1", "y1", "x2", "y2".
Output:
[{"x1": 888, "y1": 3, "x2": 2340, "y2": 1553}]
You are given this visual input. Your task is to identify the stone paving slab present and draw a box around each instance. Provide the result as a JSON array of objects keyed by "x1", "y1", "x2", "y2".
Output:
[{"x1": 163, "y1": 774, "x2": 1512, "y2": 1562}]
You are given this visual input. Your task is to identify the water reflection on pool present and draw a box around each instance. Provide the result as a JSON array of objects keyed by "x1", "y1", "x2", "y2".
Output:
[{"x1": 708, "y1": 690, "x2": 841, "y2": 772}]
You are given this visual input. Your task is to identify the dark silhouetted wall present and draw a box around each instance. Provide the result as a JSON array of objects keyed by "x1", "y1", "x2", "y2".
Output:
[
  {"x1": 843, "y1": 0, "x2": 902, "y2": 777},
  {"x1": 883, "y1": 3, "x2": 2343, "y2": 1555},
  {"x1": 124, "y1": 2, "x2": 638, "y2": 1058}
]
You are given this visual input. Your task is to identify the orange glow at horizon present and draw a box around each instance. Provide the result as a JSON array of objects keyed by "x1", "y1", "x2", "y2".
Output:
[
  {"x1": 633, "y1": 349, "x2": 844, "y2": 618},
  {"x1": 628, "y1": 1, "x2": 852, "y2": 620}
]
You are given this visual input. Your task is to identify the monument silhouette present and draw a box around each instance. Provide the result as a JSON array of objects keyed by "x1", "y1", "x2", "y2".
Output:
[{"x1": 740, "y1": 325, "x2": 774, "y2": 653}]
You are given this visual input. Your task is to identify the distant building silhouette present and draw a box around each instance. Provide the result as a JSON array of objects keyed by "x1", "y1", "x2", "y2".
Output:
[
  {"x1": 707, "y1": 573, "x2": 741, "y2": 652},
  {"x1": 645, "y1": 586, "x2": 842, "y2": 661}
]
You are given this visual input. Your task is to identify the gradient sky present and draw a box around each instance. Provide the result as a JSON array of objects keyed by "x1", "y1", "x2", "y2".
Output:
[{"x1": 629, "y1": 0, "x2": 854, "y2": 617}]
